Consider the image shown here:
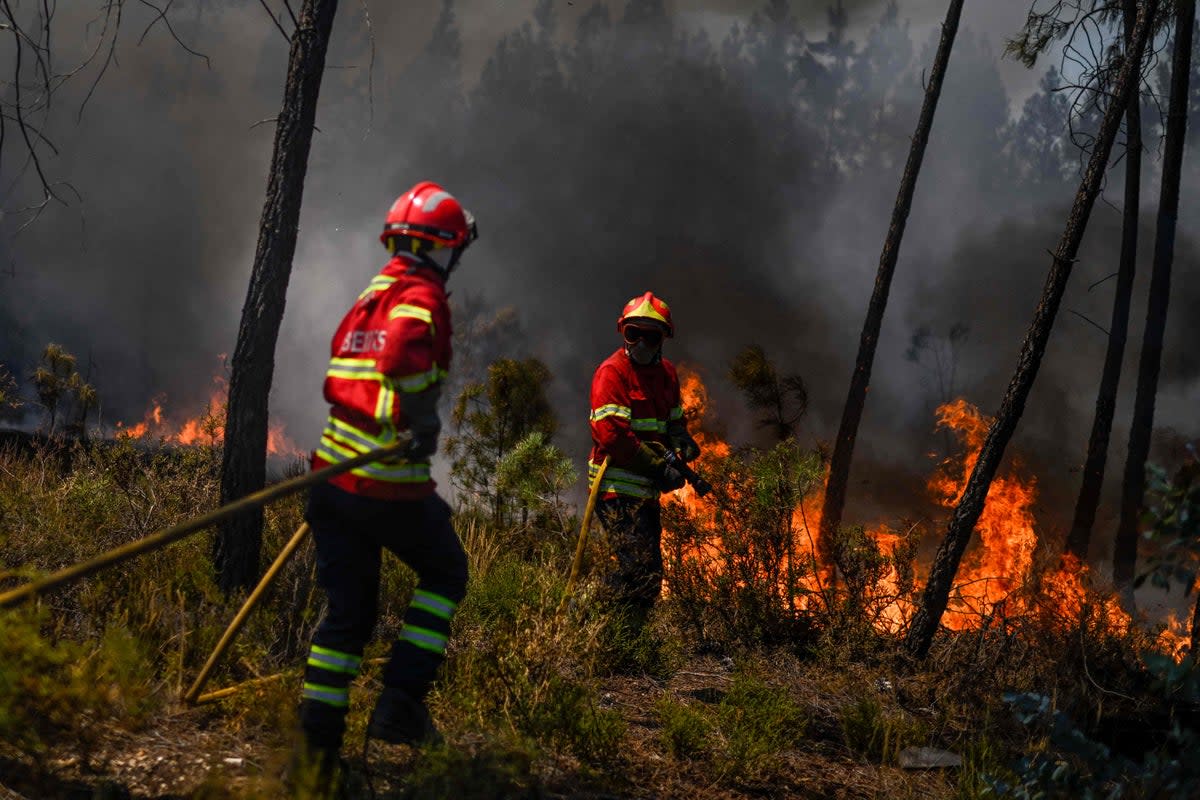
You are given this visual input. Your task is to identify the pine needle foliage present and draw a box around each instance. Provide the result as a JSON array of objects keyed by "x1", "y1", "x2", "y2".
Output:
[
  {"x1": 727, "y1": 344, "x2": 808, "y2": 442},
  {"x1": 447, "y1": 358, "x2": 559, "y2": 529}
]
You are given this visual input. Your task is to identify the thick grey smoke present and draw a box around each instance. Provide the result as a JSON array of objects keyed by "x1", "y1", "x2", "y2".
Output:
[{"x1": 1, "y1": 0, "x2": 1196, "y2": 558}]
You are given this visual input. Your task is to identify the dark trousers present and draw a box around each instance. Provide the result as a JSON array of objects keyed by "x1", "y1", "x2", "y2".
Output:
[
  {"x1": 596, "y1": 496, "x2": 663, "y2": 614},
  {"x1": 299, "y1": 481, "x2": 468, "y2": 747}
]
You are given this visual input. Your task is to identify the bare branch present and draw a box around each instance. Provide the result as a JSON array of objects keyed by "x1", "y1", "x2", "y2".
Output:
[
  {"x1": 135, "y1": 0, "x2": 211, "y2": 68},
  {"x1": 1089, "y1": 270, "x2": 1119, "y2": 289},
  {"x1": 2, "y1": 0, "x2": 59, "y2": 204},
  {"x1": 257, "y1": 0, "x2": 291, "y2": 44},
  {"x1": 1069, "y1": 308, "x2": 1112, "y2": 336},
  {"x1": 77, "y1": 0, "x2": 123, "y2": 123},
  {"x1": 0, "y1": 111, "x2": 58, "y2": 154},
  {"x1": 249, "y1": 116, "x2": 321, "y2": 134},
  {"x1": 281, "y1": 0, "x2": 299, "y2": 28}
]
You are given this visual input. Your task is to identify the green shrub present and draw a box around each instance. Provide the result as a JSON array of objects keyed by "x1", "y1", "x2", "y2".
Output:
[
  {"x1": 441, "y1": 551, "x2": 621, "y2": 764},
  {"x1": 656, "y1": 696, "x2": 712, "y2": 759},
  {"x1": 714, "y1": 669, "x2": 807, "y2": 779},
  {"x1": 839, "y1": 694, "x2": 927, "y2": 764},
  {"x1": 0, "y1": 609, "x2": 157, "y2": 756},
  {"x1": 662, "y1": 438, "x2": 826, "y2": 648},
  {"x1": 595, "y1": 606, "x2": 684, "y2": 679},
  {"x1": 456, "y1": 555, "x2": 546, "y2": 629},
  {"x1": 402, "y1": 738, "x2": 540, "y2": 799}
]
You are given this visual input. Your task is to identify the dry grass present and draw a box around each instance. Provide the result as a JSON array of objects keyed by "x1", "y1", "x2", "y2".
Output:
[{"x1": 0, "y1": 439, "x2": 1194, "y2": 799}]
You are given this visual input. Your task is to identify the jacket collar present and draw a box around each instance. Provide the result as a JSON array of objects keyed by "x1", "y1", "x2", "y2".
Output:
[{"x1": 383, "y1": 252, "x2": 446, "y2": 286}]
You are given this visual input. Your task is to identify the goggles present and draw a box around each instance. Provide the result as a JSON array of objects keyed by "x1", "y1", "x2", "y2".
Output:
[{"x1": 622, "y1": 325, "x2": 663, "y2": 346}]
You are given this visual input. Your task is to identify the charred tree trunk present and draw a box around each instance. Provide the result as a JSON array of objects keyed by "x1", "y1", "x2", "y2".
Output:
[
  {"x1": 1192, "y1": 588, "x2": 1200, "y2": 656},
  {"x1": 215, "y1": 0, "x2": 339, "y2": 594},
  {"x1": 818, "y1": 0, "x2": 965, "y2": 569},
  {"x1": 1113, "y1": 0, "x2": 1194, "y2": 594},
  {"x1": 905, "y1": 0, "x2": 1160, "y2": 660},
  {"x1": 1064, "y1": 0, "x2": 1143, "y2": 565}
]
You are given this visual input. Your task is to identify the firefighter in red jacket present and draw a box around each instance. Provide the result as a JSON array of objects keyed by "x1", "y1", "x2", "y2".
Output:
[
  {"x1": 589, "y1": 292, "x2": 701, "y2": 621},
  {"x1": 297, "y1": 182, "x2": 477, "y2": 774}
]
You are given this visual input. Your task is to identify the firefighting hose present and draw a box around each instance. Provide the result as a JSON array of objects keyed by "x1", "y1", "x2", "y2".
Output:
[{"x1": 0, "y1": 434, "x2": 411, "y2": 703}]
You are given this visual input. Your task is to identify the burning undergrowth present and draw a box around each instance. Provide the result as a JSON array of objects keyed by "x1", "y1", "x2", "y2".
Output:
[
  {"x1": 661, "y1": 367, "x2": 1190, "y2": 660},
  {"x1": 110, "y1": 356, "x2": 303, "y2": 459}
]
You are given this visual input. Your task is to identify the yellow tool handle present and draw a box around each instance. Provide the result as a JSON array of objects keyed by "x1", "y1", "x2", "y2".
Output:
[{"x1": 559, "y1": 455, "x2": 609, "y2": 614}]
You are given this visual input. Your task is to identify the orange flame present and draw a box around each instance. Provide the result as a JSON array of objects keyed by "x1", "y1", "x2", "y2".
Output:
[
  {"x1": 663, "y1": 370, "x2": 1189, "y2": 659},
  {"x1": 668, "y1": 367, "x2": 832, "y2": 611},
  {"x1": 113, "y1": 358, "x2": 302, "y2": 458},
  {"x1": 930, "y1": 399, "x2": 1038, "y2": 628}
]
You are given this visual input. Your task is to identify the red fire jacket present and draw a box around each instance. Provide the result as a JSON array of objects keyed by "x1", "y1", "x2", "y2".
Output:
[
  {"x1": 588, "y1": 348, "x2": 683, "y2": 500},
  {"x1": 311, "y1": 253, "x2": 452, "y2": 500}
]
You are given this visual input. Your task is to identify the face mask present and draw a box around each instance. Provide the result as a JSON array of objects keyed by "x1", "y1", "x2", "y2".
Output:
[
  {"x1": 421, "y1": 247, "x2": 456, "y2": 271},
  {"x1": 628, "y1": 339, "x2": 660, "y2": 365}
]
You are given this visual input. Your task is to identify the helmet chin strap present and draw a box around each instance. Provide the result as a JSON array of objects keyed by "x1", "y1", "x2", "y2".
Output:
[{"x1": 405, "y1": 246, "x2": 461, "y2": 280}]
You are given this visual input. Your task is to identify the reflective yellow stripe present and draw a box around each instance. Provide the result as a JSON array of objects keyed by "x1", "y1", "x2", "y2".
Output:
[
  {"x1": 631, "y1": 418, "x2": 668, "y2": 433},
  {"x1": 303, "y1": 682, "x2": 350, "y2": 707},
  {"x1": 327, "y1": 357, "x2": 384, "y2": 382},
  {"x1": 323, "y1": 428, "x2": 371, "y2": 456},
  {"x1": 375, "y1": 378, "x2": 395, "y2": 422},
  {"x1": 352, "y1": 461, "x2": 431, "y2": 482},
  {"x1": 321, "y1": 419, "x2": 405, "y2": 461},
  {"x1": 326, "y1": 416, "x2": 383, "y2": 451},
  {"x1": 411, "y1": 589, "x2": 457, "y2": 620},
  {"x1": 590, "y1": 404, "x2": 632, "y2": 422},
  {"x1": 669, "y1": 406, "x2": 684, "y2": 421},
  {"x1": 317, "y1": 442, "x2": 431, "y2": 483},
  {"x1": 590, "y1": 464, "x2": 654, "y2": 486},
  {"x1": 388, "y1": 303, "x2": 435, "y2": 335},
  {"x1": 318, "y1": 436, "x2": 359, "y2": 461},
  {"x1": 358, "y1": 276, "x2": 398, "y2": 300},
  {"x1": 599, "y1": 479, "x2": 656, "y2": 498},
  {"x1": 308, "y1": 646, "x2": 362, "y2": 674},
  {"x1": 394, "y1": 365, "x2": 447, "y2": 393},
  {"x1": 399, "y1": 625, "x2": 449, "y2": 653}
]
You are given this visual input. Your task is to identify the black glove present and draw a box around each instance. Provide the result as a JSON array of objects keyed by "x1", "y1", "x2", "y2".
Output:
[
  {"x1": 657, "y1": 462, "x2": 686, "y2": 492},
  {"x1": 667, "y1": 422, "x2": 701, "y2": 463},
  {"x1": 630, "y1": 441, "x2": 686, "y2": 493},
  {"x1": 400, "y1": 387, "x2": 441, "y2": 460}
]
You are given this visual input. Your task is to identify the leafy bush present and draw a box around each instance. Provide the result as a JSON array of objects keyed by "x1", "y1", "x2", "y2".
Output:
[
  {"x1": 839, "y1": 694, "x2": 927, "y2": 764},
  {"x1": 0, "y1": 609, "x2": 157, "y2": 757},
  {"x1": 442, "y1": 551, "x2": 623, "y2": 765},
  {"x1": 656, "y1": 696, "x2": 712, "y2": 759},
  {"x1": 663, "y1": 437, "x2": 826, "y2": 647},
  {"x1": 987, "y1": 656, "x2": 1200, "y2": 800},
  {"x1": 402, "y1": 738, "x2": 540, "y2": 800},
  {"x1": 713, "y1": 668, "x2": 807, "y2": 779}
]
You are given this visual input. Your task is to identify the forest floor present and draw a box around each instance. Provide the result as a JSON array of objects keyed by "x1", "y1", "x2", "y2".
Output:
[{"x1": 0, "y1": 652, "x2": 963, "y2": 800}]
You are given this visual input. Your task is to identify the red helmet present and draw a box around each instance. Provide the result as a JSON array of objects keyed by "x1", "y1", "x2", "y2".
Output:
[
  {"x1": 380, "y1": 181, "x2": 477, "y2": 250},
  {"x1": 617, "y1": 291, "x2": 674, "y2": 337}
]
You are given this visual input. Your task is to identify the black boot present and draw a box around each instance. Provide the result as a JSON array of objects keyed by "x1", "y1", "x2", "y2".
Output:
[{"x1": 366, "y1": 687, "x2": 441, "y2": 746}]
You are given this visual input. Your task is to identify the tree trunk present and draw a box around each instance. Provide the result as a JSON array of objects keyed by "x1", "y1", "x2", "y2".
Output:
[
  {"x1": 905, "y1": 0, "x2": 1160, "y2": 660},
  {"x1": 215, "y1": 0, "x2": 339, "y2": 594},
  {"x1": 1191, "y1": 587, "x2": 1200, "y2": 656},
  {"x1": 818, "y1": 0, "x2": 965, "y2": 569},
  {"x1": 1112, "y1": 0, "x2": 1194, "y2": 595},
  {"x1": 1063, "y1": 0, "x2": 1143, "y2": 565}
]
